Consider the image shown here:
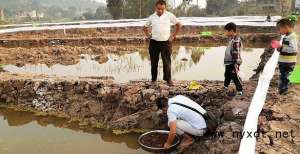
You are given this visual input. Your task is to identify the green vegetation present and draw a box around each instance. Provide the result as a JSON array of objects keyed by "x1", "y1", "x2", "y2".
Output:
[
  {"x1": 106, "y1": 0, "x2": 294, "y2": 19},
  {"x1": 290, "y1": 65, "x2": 300, "y2": 84},
  {"x1": 200, "y1": 31, "x2": 213, "y2": 37},
  {"x1": 106, "y1": 0, "x2": 157, "y2": 19}
]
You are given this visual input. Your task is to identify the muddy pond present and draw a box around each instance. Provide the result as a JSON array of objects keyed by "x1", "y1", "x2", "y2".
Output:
[
  {"x1": 4, "y1": 46, "x2": 264, "y2": 82},
  {"x1": 0, "y1": 45, "x2": 265, "y2": 154},
  {"x1": 0, "y1": 107, "x2": 150, "y2": 154}
]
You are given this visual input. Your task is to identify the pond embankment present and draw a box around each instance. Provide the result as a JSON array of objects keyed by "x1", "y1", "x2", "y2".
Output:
[
  {"x1": 0, "y1": 72, "x2": 259, "y2": 153},
  {"x1": 0, "y1": 25, "x2": 278, "y2": 48}
]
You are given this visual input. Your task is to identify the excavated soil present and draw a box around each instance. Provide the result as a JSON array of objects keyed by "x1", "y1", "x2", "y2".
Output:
[
  {"x1": 0, "y1": 25, "x2": 278, "y2": 48},
  {"x1": 0, "y1": 42, "x2": 267, "y2": 67},
  {"x1": 0, "y1": 45, "x2": 145, "y2": 66},
  {"x1": 0, "y1": 24, "x2": 275, "y2": 67},
  {"x1": 0, "y1": 71, "x2": 259, "y2": 153}
]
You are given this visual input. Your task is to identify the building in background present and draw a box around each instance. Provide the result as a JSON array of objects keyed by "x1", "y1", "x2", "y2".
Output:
[{"x1": 16, "y1": 10, "x2": 45, "y2": 19}]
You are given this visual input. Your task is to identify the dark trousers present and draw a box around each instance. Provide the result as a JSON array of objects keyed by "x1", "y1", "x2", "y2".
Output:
[
  {"x1": 149, "y1": 39, "x2": 172, "y2": 82},
  {"x1": 224, "y1": 64, "x2": 243, "y2": 92},
  {"x1": 279, "y1": 64, "x2": 295, "y2": 92}
]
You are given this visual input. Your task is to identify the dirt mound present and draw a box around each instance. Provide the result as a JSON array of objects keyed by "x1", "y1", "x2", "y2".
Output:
[{"x1": 0, "y1": 45, "x2": 145, "y2": 66}]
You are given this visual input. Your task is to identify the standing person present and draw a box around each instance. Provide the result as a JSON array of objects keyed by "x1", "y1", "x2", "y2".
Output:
[
  {"x1": 266, "y1": 15, "x2": 272, "y2": 22},
  {"x1": 223, "y1": 22, "x2": 244, "y2": 96},
  {"x1": 156, "y1": 95, "x2": 207, "y2": 151},
  {"x1": 143, "y1": 0, "x2": 182, "y2": 85},
  {"x1": 273, "y1": 18, "x2": 298, "y2": 95}
]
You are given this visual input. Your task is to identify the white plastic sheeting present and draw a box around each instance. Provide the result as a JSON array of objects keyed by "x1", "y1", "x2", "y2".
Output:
[
  {"x1": 239, "y1": 39, "x2": 281, "y2": 154},
  {"x1": 0, "y1": 16, "x2": 281, "y2": 34}
]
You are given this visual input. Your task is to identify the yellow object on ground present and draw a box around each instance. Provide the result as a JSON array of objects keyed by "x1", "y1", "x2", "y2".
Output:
[{"x1": 188, "y1": 81, "x2": 204, "y2": 90}]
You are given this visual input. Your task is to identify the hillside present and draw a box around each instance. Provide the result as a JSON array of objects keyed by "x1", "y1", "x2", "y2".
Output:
[{"x1": 0, "y1": 0, "x2": 101, "y2": 11}]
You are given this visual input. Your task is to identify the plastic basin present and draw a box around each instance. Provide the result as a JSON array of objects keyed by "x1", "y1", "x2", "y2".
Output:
[{"x1": 138, "y1": 130, "x2": 181, "y2": 153}]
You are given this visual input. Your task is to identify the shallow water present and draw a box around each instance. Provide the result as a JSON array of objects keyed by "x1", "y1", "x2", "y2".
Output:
[
  {"x1": 4, "y1": 46, "x2": 264, "y2": 83},
  {"x1": 0, "y1": 108, "x2": 149, "y2": 154}
]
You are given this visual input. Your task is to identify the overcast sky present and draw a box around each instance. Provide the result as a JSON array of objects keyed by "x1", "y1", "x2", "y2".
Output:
[{"x1": 93, "y1": 0, "x2": 207, "y2": 8}]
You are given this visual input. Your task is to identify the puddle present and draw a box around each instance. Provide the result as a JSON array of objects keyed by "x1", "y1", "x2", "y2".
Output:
[
  {"x1": 0, "y1": 107, "x2": 149, "y2": 154},
  {"x1": 4, "y1": 46, "x2": 264, "y2": 83}
]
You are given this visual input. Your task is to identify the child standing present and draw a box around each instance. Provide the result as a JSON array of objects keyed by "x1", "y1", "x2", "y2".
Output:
[
  {"x1": 223, "y1": 22, "x2": 243, "y2": 95},
  {"x1": 275, "y1": 18, "x2": 298, "y2": 95}
]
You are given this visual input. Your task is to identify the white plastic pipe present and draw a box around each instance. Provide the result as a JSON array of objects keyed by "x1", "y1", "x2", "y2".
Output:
[{"x1": 239, "y1": 40, "x2": 281, "y2": 154}]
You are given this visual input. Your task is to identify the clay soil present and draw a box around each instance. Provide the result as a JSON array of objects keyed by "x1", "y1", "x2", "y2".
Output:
[{"x1": 0, "y1": 24, "x2": 274, "y2": 67}]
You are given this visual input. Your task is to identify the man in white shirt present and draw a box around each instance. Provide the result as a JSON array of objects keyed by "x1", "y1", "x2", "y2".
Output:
[
  {"x1": 143, "y1": 0, "x2": 181, "y2": 84},
  {"x1": 156, "y1": 95, "x2": 207, "y2": 151}
]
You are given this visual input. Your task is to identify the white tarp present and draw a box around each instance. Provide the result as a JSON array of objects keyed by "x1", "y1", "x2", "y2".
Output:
[
  {"x1": 0, "y1": 16, "x2": 281, "y2": 34},
  {"x1": 239, "y1": 38, "x2": 281, "y2": 154}
]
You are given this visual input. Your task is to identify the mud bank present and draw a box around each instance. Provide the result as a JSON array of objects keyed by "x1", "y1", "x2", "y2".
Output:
[
  {"x1": 0, "y1": 72, "x2": 259, "y2": 153},
  {"x1": 0, "y1": 33, "x2": 277, "y2": 48},
  {"x1": 256, "y1": 83, "x2": 300, "y2": 154},
  {"x1": 0, "y1": 25, "x2": 278, "y2": 48},
  {"x1": 0, "y1": 45, "x2": 144, "y2": 66},
  {"x1": 0, "y1": 43, "x2": 265, "y2": 67}
]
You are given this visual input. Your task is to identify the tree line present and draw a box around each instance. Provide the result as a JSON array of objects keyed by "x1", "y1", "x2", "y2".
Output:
[
  {"x1": 106, "y1": 0, "x2": 294, "y2": 19},
  {"x1": 0, "y1": 0, "x2": 106, "y2": 22}
]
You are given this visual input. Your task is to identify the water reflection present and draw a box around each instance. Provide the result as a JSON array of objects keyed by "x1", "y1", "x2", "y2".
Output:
[
  {"x1": 4, "y1": 46, "x2": 264, "y2": 83},
  {"x1": 0, "y1": 107, "x2": 148, "y2": 154}
]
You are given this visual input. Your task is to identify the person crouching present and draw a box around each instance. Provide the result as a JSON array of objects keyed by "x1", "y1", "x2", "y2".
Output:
[{"x1": 156, "y1": 95, "x2": 207, "y2": 151}]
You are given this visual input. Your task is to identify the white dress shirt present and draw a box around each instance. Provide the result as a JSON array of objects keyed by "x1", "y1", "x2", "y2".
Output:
[{"x1": 145, "y1": 11, "x2": 180, "y2": 41}]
